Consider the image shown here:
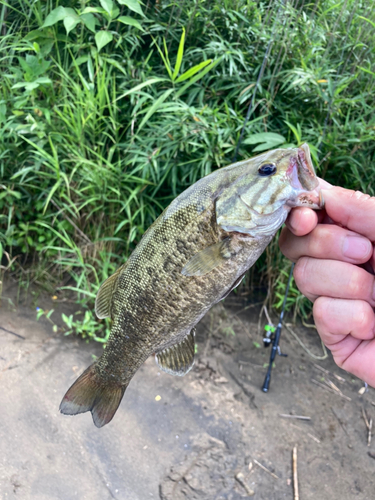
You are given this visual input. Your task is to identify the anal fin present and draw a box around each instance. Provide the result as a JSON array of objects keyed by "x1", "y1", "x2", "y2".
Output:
[{"x1": 156, "y1": 329, "x2": 196, "y2": 376}]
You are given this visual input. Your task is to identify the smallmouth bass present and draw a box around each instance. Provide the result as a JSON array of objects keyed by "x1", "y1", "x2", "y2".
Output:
[{"x1": 60, "y1": 144, "x2": 323, "y2": 427}]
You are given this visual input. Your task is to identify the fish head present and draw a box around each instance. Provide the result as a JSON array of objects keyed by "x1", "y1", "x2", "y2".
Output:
[{"x1": 216, "y1": 143, "x2": 323, "y2": 237}]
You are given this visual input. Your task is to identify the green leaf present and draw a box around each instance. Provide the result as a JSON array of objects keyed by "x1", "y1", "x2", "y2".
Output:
[
  {"x1": 175, "y1": 59, "x2": 212, "y2": 83},
  {"x1": 175, "y1": 57, "x2": 222, "y2": 98},
  {"x1": 284, "y1": 121, "x2": 301, "y2": 144},
  {"x1": 151, "y1": 39, "x2": 172, "y2": 79},
  {"x1": 115, "y1": 77, "x2": 167, "y2": 101},
  {"x1": 64, "y1": 13, "x2": 80, "y2": 34},
  {"x1": 0, "y1": 103, "x2": 6, "y2": 125},
  {"x1": 357, "y1": 15, "x2": 375, "y2": 29},
  {"x1": 137, "y1": 88, "x2": 174, "y2": 132},
  {"x1": 87, "y1": 56, "x2": 95, "y2": 82},
  {"x1": 41, "y1": 6, "x2": 67, "y2": 28},
  {"x1": 95, "y1": 31, "x2": 113, "y2": 52},
  {"x1": 42, "y1": 7, "x2": 79, "y2": 33},
  {"x1": 117, "y1": 15, "x2": 143, "y2": 31},
  {"x1": 43, "y1": 179, "x2": 61, "y2": 214},
  {"x1": 172, "y1": 27, "x2": 185, "y2": 81},
  {"x1": 100, "y1": 0, "x2": 114, "y2": 15},
  {"x1": 102, "y1": 57, "x2": 127, "y2": 75},
  {"x1": 359, "y1": 66, "x2": 375, "y2": 76},
  {"x1": 116, "y1": 0, "x2": 145, "y2": 17},
  {"x1": 80, "y1": 13, "x2": 97, "y2": 33},
  {"x1": 81, "y1": 7, "x2": 106, "y2": 14},
  {"x1": 243, "y1": 132, "x2": 286, "y2": 151}
]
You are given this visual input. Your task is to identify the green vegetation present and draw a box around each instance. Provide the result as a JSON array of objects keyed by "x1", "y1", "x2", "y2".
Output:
[{"x1": 1, "y1": 0, "x2": 374, "y2": 339}]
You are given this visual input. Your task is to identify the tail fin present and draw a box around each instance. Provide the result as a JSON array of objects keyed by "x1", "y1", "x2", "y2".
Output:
[{"x1": 59, "y1": 363, "x2": 126, "y2": 428}]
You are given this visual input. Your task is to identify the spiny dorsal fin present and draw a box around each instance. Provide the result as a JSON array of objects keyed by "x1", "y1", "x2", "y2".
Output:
[
  {"x1": 181, "y1": 238, "x2": 233, "y2": 277},
  {"x1": 156, "y1": 329, "x2": 196, "y2": 376},
  {"x1": 95, "y1": 263, "x2": 126, "y2": 319}
]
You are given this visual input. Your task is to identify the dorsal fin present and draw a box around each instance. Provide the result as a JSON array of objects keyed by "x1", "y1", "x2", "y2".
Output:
[
  {"x1": 155, "y1": 329, "x2": 196, "y2": 376},
  {"x1": 181, "y1": 238, "x2": 234, "y2": 277},
  {"x1": 95, "y1": 263, "x2": 126, "y2": 319}
]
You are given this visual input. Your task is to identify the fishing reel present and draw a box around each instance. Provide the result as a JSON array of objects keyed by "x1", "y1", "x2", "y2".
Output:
[
  {"x1": 263, "y1": 324, "x2": 275, "y2": 347},
  {"x1": 263, "y1": 324, "x2": 288, "y2": 355}
]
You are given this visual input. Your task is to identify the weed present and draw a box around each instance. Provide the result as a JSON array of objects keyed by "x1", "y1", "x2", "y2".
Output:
[{"x1": 1, "y1": 0, "x2": 374, "y2": 334}]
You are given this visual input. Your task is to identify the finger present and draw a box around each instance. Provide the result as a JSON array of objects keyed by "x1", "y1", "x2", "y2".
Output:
[
  {"x1": 323, "y1": 187, "x2": 375, "y2": 241},
  {"x1": 279, "y1": 224, "x2": 372, "y2": 264},
  {"x1": 313, "y1": 297, "x2": 375, "y2": 386},
  {"x1": 285, "y1": 207, "x2": 319, "y2": 236},
  {"x1": 293, "y1": 257, "x2": 375, "y2": 305}
]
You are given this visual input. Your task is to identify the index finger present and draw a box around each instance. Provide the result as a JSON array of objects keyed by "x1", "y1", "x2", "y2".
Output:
[{"x1": 324, "y1": 187, "x2": 375, "y2": 241}]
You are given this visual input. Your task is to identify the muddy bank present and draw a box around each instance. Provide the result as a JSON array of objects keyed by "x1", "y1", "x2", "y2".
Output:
[{"x1": 1, "y1": 282, "x2": 374, "y2": 499}]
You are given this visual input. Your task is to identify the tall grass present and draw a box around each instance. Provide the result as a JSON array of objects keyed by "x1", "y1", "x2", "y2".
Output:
[{"x1": 1, "y1": 0, "x2": 374, "y2": 337}]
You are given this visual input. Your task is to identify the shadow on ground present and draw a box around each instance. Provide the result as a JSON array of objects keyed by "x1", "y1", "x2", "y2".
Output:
[{"x1": 1, "y1": 281, "x2": 374, "y2": 499}]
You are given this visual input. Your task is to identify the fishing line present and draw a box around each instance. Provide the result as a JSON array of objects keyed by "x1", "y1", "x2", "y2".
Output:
[
  {"x1": 317, "y1": 1, "x2": 362, "y2": 154},
  {"x1": 229, "y1": 0, "x2": 294, "y2": 391},
  {"x1": 232, "y1": 0, "x2": 286, "y2": 163}
]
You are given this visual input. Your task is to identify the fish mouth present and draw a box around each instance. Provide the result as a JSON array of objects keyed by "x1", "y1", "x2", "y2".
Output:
[{"x1": 287, "y1": 143, "x2": 324, "y2": 209}]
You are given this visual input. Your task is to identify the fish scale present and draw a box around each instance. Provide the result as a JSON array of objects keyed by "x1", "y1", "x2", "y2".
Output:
[{"x1": 60, "y1": 144, "x2": 323, "y2": 428}]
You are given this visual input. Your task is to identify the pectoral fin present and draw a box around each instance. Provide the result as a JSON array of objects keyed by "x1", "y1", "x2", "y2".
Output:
[
  {"x1": 156, "y1": 329, "x2": 196, "y2": 376},
  {"x1": 95, "y1": 263, "x2": 126, "y2": 319},
  {"x1": 219, "y1": 272, "x2": 246, "y2": 301},
  {"x1": 181, "y1": 238, "x2": 233, "y2": 277}
]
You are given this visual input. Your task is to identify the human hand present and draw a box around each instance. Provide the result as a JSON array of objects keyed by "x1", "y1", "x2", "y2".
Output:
[{"x1": 279, "y1": 181, "x2": 375, "y2": 387}]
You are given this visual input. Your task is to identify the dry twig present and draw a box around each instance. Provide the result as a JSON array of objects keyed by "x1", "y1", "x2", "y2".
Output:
[
  {"x1": 279, "y1": 414, "x2": 311, "y2": 421},
  {"x1": 235, "y1": 472, "x2": 255, "y2": 496},
  {"x1": 253, "y1": 459, "x2": 279, "y2": 480},
  {"x1": 311, "y1": 379, "x2": 351, "y2": 401},
  {"x1": 362, "y1": 408, "x2": 373, "y2": 447},
  {"x1": 289, "y1": 422, "x2": 320, "y2": 443},
  {"x1": 293, "y1": 446, "x2": 299, "y2": 500}
]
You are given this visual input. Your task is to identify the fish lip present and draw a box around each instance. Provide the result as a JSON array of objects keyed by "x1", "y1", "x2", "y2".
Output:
[
  {"x1": 297, "y1": 143, "x2": 319, "y2": 191},
  {"x1": 286, "y1": 144, "x2": 323, "y2": 209},
  {"x1": 287, "y1": 143, "x2": 319, "y2": 191},
  {"x1": 292, "y1": 187, "x2": 324, "y2": 209}
]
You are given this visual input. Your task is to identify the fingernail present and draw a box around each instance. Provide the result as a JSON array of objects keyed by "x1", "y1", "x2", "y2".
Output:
[{"x1": 342, "y1": 236, "x2": 372, "y2": 260}]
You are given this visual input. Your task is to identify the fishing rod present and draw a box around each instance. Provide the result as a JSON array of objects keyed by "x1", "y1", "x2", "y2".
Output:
[
  {"x1": 232, "y1": 0, "x2": 291, "y2": 392},
  {"x1": 262, "y1": 263, "x2": 294, "y2": 392}
]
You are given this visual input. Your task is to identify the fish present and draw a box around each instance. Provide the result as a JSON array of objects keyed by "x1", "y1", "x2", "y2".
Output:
[{"x1": 60, "y1": 143, "x2": 323, "y2": 427}]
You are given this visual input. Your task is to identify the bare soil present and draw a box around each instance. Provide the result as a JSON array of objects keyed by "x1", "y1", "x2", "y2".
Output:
[{"x1": 1, "y1": 280, "x2": 374, "y2": 500}]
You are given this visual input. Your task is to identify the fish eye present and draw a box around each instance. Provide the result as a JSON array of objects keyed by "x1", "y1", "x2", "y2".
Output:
[{"x1": 258, "y1": 163, "x2": 277, "y2": 177}]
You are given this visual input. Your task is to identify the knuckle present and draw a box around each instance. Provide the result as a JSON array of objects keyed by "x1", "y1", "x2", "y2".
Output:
[
  {"x1": 354, "y1": 302, "x2": 371, "y2": 331},
  {"x1": 293, "y1": 257, "x2": 309, "y2": 290},
  {"x1": 313, "y1": 297, "x2": 330, "y2": 326},
  {"x1": 308, "y1": 225, "x2": 339, "y2": 258},
  {"x1": 346, "y1": 272, "x2": 365, "y2": 298}
]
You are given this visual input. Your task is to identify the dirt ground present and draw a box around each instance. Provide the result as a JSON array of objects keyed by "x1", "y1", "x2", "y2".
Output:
[{"x1": 1, "y1": 280, "x2": 374, "y2": 500}]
